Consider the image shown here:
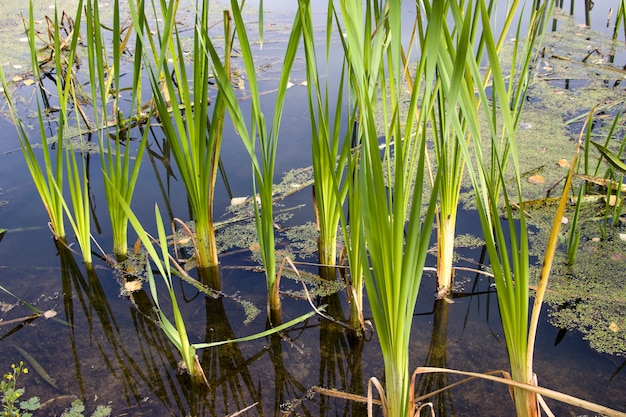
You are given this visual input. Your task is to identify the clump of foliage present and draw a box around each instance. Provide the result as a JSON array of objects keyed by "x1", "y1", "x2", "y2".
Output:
[
  {"x1": 0, "y1": 362, "x2": 40, "y2": 417},
  {"x1": 61, "y1": 400, "x2": 111, "y2": 417}
]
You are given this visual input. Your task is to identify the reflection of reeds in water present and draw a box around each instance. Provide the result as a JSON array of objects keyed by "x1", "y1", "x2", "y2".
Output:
[
  {"x1": 417, "y1": 298, "x2": 456, "y2": 417},
  {"x1": 318, "y1": 293, "x2": 367, "y2": 417},
  {"x1": 57, "y1": 241, "x2": 162, "y2": 408},
  {"x1": 58, "y1": 235, "x2": 243, "y2": 416},
  {"x1": 199, "y1": 296, "x2": 262, "y2": 416},
  {"x1": 268, "y1": 331, "x2": 313, "y2": 417}
]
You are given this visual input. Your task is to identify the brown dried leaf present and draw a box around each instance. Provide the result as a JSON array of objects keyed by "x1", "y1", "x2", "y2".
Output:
[
  {"x1": 557, "y1": 159, "x2": 570, "y2": 168},
  {"x1": 124, "y1": 280, "x2": 142, "y2": 292},
  {"x1": 609, "y1": 322, "x2": 620, "y2": 333},
  {"x1": 607, "y1": 195, "x2": 621, "y2": 207},
  {"x1": 527, "y1": 175, "x2": 546, "y2": 185}
]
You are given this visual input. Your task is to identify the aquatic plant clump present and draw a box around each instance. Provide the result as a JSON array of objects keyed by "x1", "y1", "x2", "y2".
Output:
[{"x1": 0, "y1": 362, "x2": 40, "y2": 417}]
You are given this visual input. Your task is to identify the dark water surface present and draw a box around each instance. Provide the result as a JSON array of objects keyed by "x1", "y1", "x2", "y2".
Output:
[{"x1": 0, "y1": 1, "x2": 625, "y2": 416}]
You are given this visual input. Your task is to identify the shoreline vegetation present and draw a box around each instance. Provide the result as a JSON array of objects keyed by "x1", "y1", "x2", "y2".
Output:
[{"x1": 0, "y1": 0, "x2": 625, "y2": 416}]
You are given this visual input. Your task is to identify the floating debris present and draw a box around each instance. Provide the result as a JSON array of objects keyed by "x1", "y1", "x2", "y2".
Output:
[
  {"x1": 557, "y1": 159, "x2": 570, "y2": 168},
  {"x1": 230, "y1": 196, "x2": 249, "y2": 206}
]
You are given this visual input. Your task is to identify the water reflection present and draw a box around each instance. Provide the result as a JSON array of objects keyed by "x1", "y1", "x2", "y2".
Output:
[
  {"x1": 416, "y1": 298, "x2": 455, "y2": 417},
  {"x1": 56, "y1": 241, "x2": 167, "y2": 413},
  {"x1": 318, "y1": 293, "x2": 366, "y2": 417},
  {"x1": 200, "y1": 296, "x2": 261, "y2": 416}
]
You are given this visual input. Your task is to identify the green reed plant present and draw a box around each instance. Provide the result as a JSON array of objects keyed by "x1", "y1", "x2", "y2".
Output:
[
  {"x1": 0, "y1": 65, "x2": 65, "y2": 240},
  {"x1": 124, "y1": 201, "x2": 204, "y2": 382},
  {"x1": 582, "y1": 112, "x2": 626, "y2": 239},
  {"x1": 613, "y1": 0, "x2": 626, "y2": 41},
  {"x1": 48, "y1": 2, "x2": 96, "y2": 267},
  {"x1": 202, "y1": 0, "x2": 303, "y2": 323},
  {"x1": 584, "y1": 111, "x2": 624, "y2": 177},
  {"x1": 341, "y1": 128, "x2": 366, "y2": 335},
  {"x1": 83, "y1": 0, "x2": 148, "y2": 260},
  {"x1": 449, "y1": 1, "x2": 561, "y2": 414},
  {"x1": 8, "y1": 0, "x2": 97, "y2": 266},
  {"x1": 299, "y1": 5, "x2": 353, "y2": 276},
  {"x1": 299, "y1": 1, "x2": 364, "y2": 333},
  {"x1": 428, "y1": 0, "x2": 551, "y2": 296},
  {"x1": 566, "y1": 186, "x2": 583, "y2": 265},
  {"x1": 329, "y1": 1, "x2": 442, "y2": 415},
  {"x1": 327, "y1": 0, "x2": 553, "y2": 414},
  {"x1": 0, "y1": 0, "x2": 86, "y2": 242},
  {"x1": 127, "y1": 0, "x2": 231, "y2": 283},
  {"x1": 61, "y1": 146, "x2": 93, "y2": 266},
  {"x1": 112, "y1": 184, "x2": 321, "y2": 383}
]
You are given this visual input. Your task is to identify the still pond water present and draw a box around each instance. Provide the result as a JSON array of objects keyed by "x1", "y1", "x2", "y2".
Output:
[{"x1": 0, "y1": 1, "x2": 625, "y2": 416}]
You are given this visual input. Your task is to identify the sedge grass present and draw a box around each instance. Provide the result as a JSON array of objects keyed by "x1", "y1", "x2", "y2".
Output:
[
  {"x1": 451, "y1": 1, "x2": 561, "y2": 414},
  {"x1": 329, "y1": 1, "x2": 441, "y2": 415},
  {"x1": 202, "y1": 0, "x2": 303, "y2": 323},
  {"x1": 83, "y1": 0, "x2": 148, "y2": 260},
  {"x1": 127, "y1": 0, "x2": 231, "y2": 283},
  {"x1": 299, "y1": 3, "x2": 353, "y2": 277},
  {"x1": 299, "y1": 1, "x2": 364, "y2": 333}
]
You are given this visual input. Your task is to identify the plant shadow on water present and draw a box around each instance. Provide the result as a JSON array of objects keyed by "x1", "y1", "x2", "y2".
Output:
[{"x1": 0, "y1": 1, "x2": 626, "y2": 417}]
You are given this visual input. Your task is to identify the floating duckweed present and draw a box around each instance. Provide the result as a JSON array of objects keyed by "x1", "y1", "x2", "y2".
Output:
[
  {"x1": 453, "y1": 233, "x2": 485, "y2": 249},
  {"x1": 274, "y1": 166, "x2": 315, "y2": 198},
  {"x1": 228, "y1": 292, "x2": 261, "y2": 325},
  {"x1": 528, "y1": 203, "x2": 626, "y2": 357},
  {"x1": 283, "y1": 222, "x2": 320, "y2": 259}
]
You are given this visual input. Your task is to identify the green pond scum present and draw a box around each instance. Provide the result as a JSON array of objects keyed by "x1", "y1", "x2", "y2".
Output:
[{"x1": 528, "y1": 205, "x2": 626, "y2": 358}]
